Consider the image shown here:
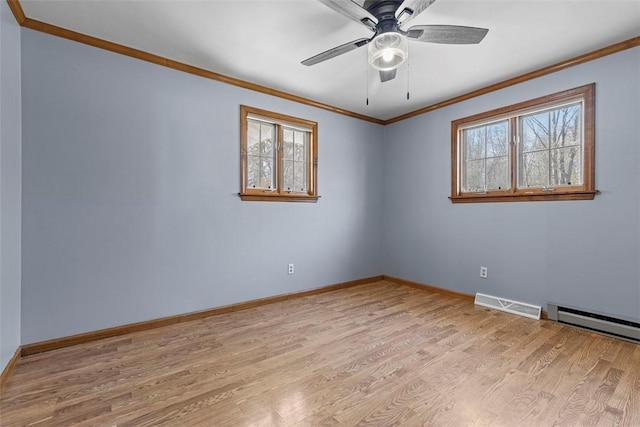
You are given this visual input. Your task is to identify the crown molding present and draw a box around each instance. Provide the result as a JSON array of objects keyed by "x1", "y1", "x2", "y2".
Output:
[
  {"x1": 7, "y1": 1, "x2": 384, "y2": 125},
  {"x1": 385, "y1": 36, "x2": 640, "y2": 125},
  {"x1": 6, "y1": 1, "x2": 640, "y2": 126},
  {"x1": 6, "y1": 0, "x2": 25, "y2": 25}
]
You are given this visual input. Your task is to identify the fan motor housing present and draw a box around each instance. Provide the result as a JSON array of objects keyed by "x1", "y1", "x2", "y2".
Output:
[
  {"x1": 364, "y1": 0, "x2": 405, "y2": 34},
  {"x1": 364, "y1": 0, "x2": 404, "y2": 19}
]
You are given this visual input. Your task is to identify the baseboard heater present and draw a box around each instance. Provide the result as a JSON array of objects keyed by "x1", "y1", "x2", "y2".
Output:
[{"x1": 548, "y1": 303, "x2": 640, "y2": 343}]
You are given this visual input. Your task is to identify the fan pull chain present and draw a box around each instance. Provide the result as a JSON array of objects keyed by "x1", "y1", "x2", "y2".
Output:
[
  {"x1": 366, "y1": 65, "x2": 369, "y2": 106},
  {"x1": 406, "y1": 56, "x2": 410, "y2": 101}
]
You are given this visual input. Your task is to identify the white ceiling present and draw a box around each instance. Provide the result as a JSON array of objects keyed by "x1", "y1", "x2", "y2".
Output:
[{"x1": 19, "y1": 0, "x2": 640, "y2": 121}]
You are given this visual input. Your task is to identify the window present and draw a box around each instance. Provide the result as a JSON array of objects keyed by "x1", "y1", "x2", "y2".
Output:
[
  {"x1": 240, "y1": 105, "x2": 319, "y2": 202},
  {"x1": 451, "y1": 84, "x2": 595, "y2": 203}
]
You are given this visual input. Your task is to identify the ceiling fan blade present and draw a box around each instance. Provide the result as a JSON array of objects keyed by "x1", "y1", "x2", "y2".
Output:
[
  {"x1": 406, "y1": 25, "x2": 489, "y2": 44},
  {"x1": 379, "y1": 69, "x2": 397, "y2": 83},
  {"x1": 318, "y1": 0, "x2": 378, "y2": 31},
  {"x1": 302, "y1": 38, "x2": 370, "y2": 66},
  {"x1": 395, "y1": 0, "x2": 437, "y2": 26}
]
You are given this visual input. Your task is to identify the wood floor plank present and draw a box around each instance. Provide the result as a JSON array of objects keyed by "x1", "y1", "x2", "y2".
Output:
[{"x1": 1, "y1": 280, "x2": 638, "y2": 426}]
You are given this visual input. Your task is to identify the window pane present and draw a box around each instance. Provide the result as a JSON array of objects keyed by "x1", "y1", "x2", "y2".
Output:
[
  {"x1": 293, "y1": 161, "x2": 307, "y2": 192},
  {"x1": 550, "y1": 104, "x2": 581, "y2": 149},
  {"x1": 261, "y1": 158, "x2": 274, "y2": 189},
  {"x1": 283, "y1": 129, "x2": 294, "y2": 160},
  {"x1": 294, "y1": 131, "x2": 306, "y2": 161},
  {"x1": 283, "y1": 159, "x2": 294, "y2": 191},
  {"x1": 522, "y1": 111, "x2": 549, "y2": 152},
  {"x1": 486, "y1": 156, "x2": 508, "y2": 190},
  {"x1": 247, "y1": 156, "x2": 260, "y2": 189},
  {"x1": 261, "y1": 123, "x2": 275, "y2": 156},
  {"x1": 283, "y1": 141, "x2": 293, "y2": 160},
  {"x1": 464, "y1": 159, "x2": 485, "y2": 192},
  {"x1": 462, "y1": 121, "x2": 507, "y2": 192},
  {"x1": 281, "y1": 127, "x2": 309, "y2": 193},
  {"x1": 247, "y1": 121, "x2": 261, "y2": 155},
  {"x1": 464, "y1": 127, "x2": 485, "y2": 160},
  {"x1": 246, "y1": 120, "x2": 276, "y2": 190},
  {"x1": 550, "y1": 147, "x2": 581, "y2": 186},
  {"x1": 519, "y1": 103, "x2": 582, "y2": 189},
  {"x1": 520, "y1": 151, "x2": 549, "y2": 188},
  {"x1": 283, "y1": 128, "x2": 293, "y2": 143},
  {"x1": 487, "y1": 121, "x2": 508, "y2": 157}
]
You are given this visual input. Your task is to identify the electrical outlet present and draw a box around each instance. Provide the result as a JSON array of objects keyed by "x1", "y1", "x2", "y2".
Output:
[
  {"x1": 288, "y1": 263, "x2": 294, "y2": 275},
  {"x1": 480, "y1": 266, "x2": 488, "y2": 279}
]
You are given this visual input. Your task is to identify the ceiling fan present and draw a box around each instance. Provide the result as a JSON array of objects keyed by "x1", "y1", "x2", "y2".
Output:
[{"x1": 302, "y1": 0, "x2": 489, "y2": 83}]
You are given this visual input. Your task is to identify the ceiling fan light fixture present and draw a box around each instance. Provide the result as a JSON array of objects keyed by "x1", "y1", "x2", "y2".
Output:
[{"x1": 368, "y1": 32, "x2": 408, "y2": 71}]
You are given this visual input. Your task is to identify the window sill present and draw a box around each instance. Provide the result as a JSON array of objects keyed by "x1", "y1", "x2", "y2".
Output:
[
  {"x1": 239, "y1": 193, "x2": 320, "y2": 203},
  {"x1": 450, "y1": 190, "x2": 598, "y2": 204}
]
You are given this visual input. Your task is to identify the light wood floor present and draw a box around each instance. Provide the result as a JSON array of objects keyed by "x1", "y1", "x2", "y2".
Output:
[{"x1": 1, "y1": 281, "x2": 638, "y2": 426}]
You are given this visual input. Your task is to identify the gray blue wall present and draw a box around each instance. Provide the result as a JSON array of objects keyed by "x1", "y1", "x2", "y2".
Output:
[
  {"x1": 20, "y1": 29, "x2": 385, "y2": 344},
  {"x1": 15, "y1": 23, "x2": 640, "y2": 347},
  {"x1": 0, "y1": 0, "x2": 22, "y2": 372},
  {"x1": 383, "y1": 46, "x2": 640, "y2": 321}
]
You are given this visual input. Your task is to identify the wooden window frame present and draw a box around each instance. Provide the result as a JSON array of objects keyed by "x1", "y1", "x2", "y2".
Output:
[
  {"x1": 450, "y1": 83, "x2": 596, "y2": 203},
  {"x1": 240, "y1": 105, "x2": 319, "y2": 202}
]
